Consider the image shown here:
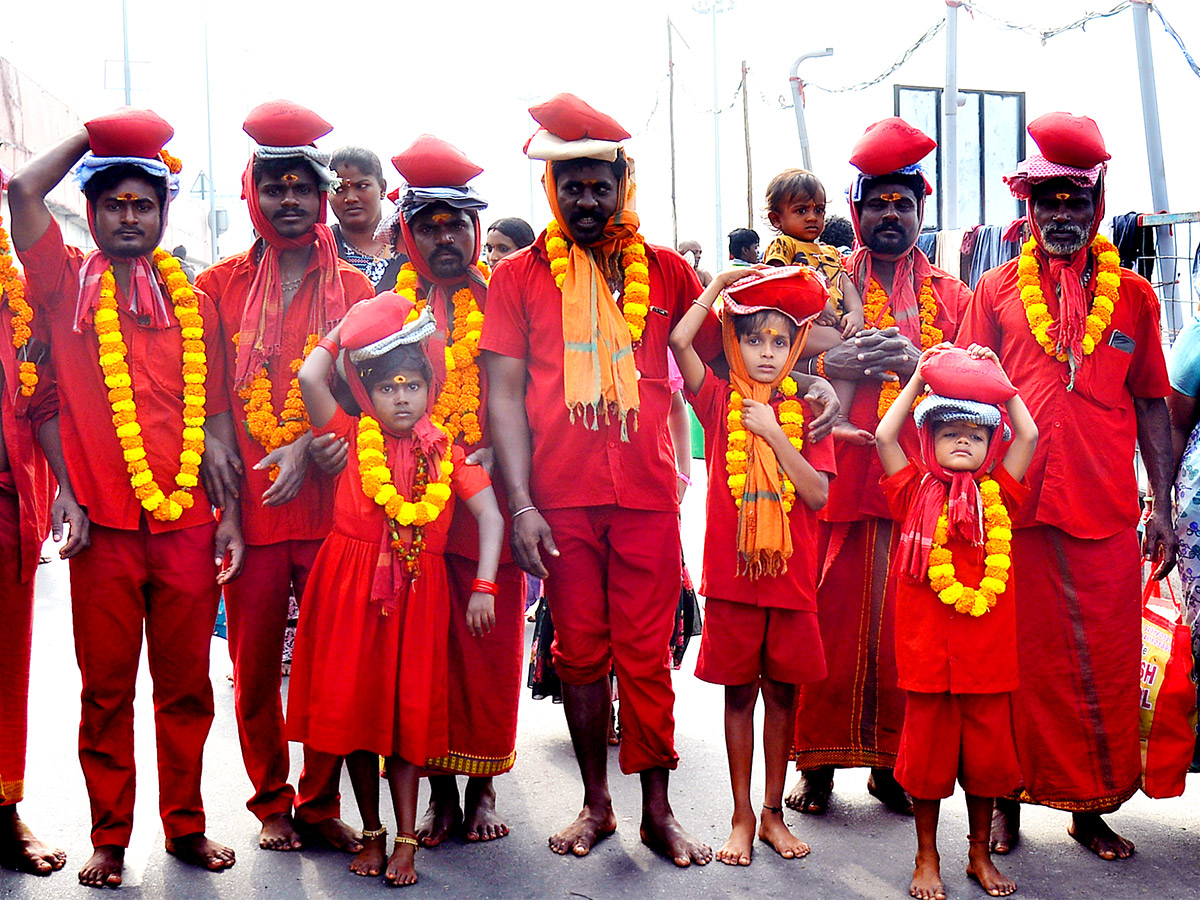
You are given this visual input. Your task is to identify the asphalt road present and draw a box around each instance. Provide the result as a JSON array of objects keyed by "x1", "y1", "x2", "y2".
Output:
[{"x1": 3, "y1": 468, "x2": 1199, "y2": 899}]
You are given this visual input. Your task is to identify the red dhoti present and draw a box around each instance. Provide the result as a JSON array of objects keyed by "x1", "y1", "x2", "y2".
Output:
[
  {"x1": 0, "y1": 490, "x2": 34, "y2": 806},
  {"x1": 792, "y1": 518, "x2": 905, "y2": 768},
  {"x1": 70, "y1": 522, "x2": 220, "y2": 847},
  {"x1": 541, "y1": 506, "x2": 681, "y2": 774},
  {"x1": 895, "y1": 692, "x2": 1022, "y2": 800},
  {"x1": 427, "y1": 556, "x2": 524, "y2": 777},
  {"x1": 1009, "y1": 525, "x2": 1142, "y2": 811},
  {"x1": 222, "y1": 539, "x2": 343, "y2": 824}
]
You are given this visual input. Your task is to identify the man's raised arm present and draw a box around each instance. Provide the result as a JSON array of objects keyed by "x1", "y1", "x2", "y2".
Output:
[{"x1": 7, "y1": 129, "x2": 90, "y2": 252}]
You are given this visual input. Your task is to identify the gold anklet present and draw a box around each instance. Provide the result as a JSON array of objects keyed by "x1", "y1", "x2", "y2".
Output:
[
  {"x1": 394, "y1": 833, "x2": 419, "y2": 848},
  {"x1": 361, "y1": 825, "x2": 387, "y2": 839}
]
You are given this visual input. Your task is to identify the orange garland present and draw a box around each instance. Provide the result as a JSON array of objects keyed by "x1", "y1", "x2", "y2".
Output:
[
  {"x1": 863, "y1": 275, "x2": 941, "y2": 418},
  {"x1": 237, "y1": 332, "x2": 320, "y2": 480},
  {"x1": 1018, "y1": 235, "x2": 1120, "y2": 361},
  {"x1": 543, "y1": 219, "x2": 650, "y2": 342},
  {"x1": 96, "y1": 249, "x2": 206, "y2": 521},
  {"x1": 0, "y1": 215, "x2": 37, "y2": 396}
]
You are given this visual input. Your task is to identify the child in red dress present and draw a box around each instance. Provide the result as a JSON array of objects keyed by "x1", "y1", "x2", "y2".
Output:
[
  {"x1": 670, "y1": 265, "x2": 835, "y2": 866},
  {"x1": 288, "y1": 293, "x2": 503, "y2": 886},
  {"x1": 875, "y1": 343, "x2": 1037, "y2": 900}
]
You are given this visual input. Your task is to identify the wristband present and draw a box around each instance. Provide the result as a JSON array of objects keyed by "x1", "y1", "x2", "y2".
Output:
[
  {"x1": 316, "y1": 337, "x2": 340, "y2": 357},
  {"x1": 815, "y1": 351, "x2": 827, "y2": 378},
  {"x1": 471, "y1": 578, "x2": 499, "y2": 596},
  {"x1": 676, "y1": 471, "x2": 691, "y2": 486},
  {"x1": 511, "y1": 505, "x2": 538, "y2": 519}
]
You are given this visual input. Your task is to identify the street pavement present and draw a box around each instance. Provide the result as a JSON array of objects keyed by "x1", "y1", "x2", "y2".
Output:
[{"x1": 3, "y1": 467, "x2": 1199, "y2": 899}]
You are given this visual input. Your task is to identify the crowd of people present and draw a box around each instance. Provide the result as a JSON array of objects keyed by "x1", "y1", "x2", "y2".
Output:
[{"x1": 0, "y1": 91, "x2": 1187, "y2": 900}]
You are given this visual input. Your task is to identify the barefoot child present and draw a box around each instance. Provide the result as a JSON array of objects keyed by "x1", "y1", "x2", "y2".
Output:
[
  {"x1": 288, "y1": 293, "x2": 503, "y2": 886},
  {"x1": 875, "y1": 343, "x2": 1037, "y2": 900},
  {"x1": 670, "y1": 265, "x2": 835, "y2": 866},
  {"x1": 763, "y1": 169, "x2": 868, "y2": 443}
]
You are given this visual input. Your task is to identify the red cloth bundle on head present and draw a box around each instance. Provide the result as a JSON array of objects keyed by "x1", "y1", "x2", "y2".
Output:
[
  {"x1": 85, "y1": 107, "x2": 174, "y2": 159},
  {"x1": 721, "y1": 264, "x2": 828, "y2": 328},
  {"x1": 524, "y1": 93, "x2": 630, "y2": 162},
  {"x1": 242, "y1": 100, "x2": 332, "y2": 148},
  {"x1": 848, "y1": 117, "x2": 935, "y2": 192},
  {"x1": 918, "y1": 345, "x2": 1017, "y2": 405}
]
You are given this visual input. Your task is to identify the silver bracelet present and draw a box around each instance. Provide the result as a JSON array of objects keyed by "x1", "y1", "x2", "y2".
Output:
[{"x1": 511, "y1": 505, "x2": 538, "y2": 519}]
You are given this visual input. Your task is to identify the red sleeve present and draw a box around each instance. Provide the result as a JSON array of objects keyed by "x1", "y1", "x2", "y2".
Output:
[
  {"x1": 881, "y1": 459, "x2": 922, "y2": 522},
  {"x1": 990, "y1": 461, "x2": 1031, "y2": 514},
  {"x1": 313, "y1": 405, "x2": 355, "y2": 441},
  {"x1": 478, "y1": 250, "x2": 529, "y2": 359},
  {"x1": 449, "y1": 444, "x2": 491, "y2": 501},
  {"x1": 685, "y1": 365, "x2": 727, "y2": 434},
  {"x1": 955, "y1": 269, "x2": 1001, "y2": 353},
  {"x1": 1123, "y1": 275, "x2": 1171, "y2": 399},
  {"x1": 197, "y1": 292, "x2": 230, "y2": 416},
  {"x1": 802, "y1": 401, "x2": 837, "y2": 477},
  {"x1": 16, "y1": 218, "x2": 79, "y2": 313},
  {"x1": 338, "y1": 262, "x2": 376, "y2": 304}
]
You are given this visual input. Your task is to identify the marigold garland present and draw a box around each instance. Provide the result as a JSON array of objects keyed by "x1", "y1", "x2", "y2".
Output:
[
  {"x1": 237, "y1": 332, "x2": 319, "y2": 481},
  {"x1": 396, "y1": 262, "x2": 486, "y2": 445},
  {"x1": 357, "y1": 414, "x2": 454, "y2": 576},
  {"x1": 925, "y1": 477, "x2": 1012, "y2": 617},
  {"x1": 97, "y1": 249, "x2": 206, "y2": 522},
  {"x1": 0, "y1": 216, "x2": 37, "y2": 397},
  {"x1": 543, "y1": 219, "x2": 650, "y2": 343},
  {"x1": 864, "y1": 276, "x2": 942, "y2": 419},
  {"x1": 725, "y1": 377, "x2": 804, "y2": 513},
  {"x1": 1018, "y1": 235, "x2": 1120, "y2": 361}
]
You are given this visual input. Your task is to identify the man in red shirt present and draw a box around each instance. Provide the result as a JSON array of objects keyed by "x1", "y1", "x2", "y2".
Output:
[
  {"x1": 8, "y1": 109, "x2": 243, "y2": 887},
  {"x1": 789, "y1": 119, "x2": 970, "y2": 817},
  {"x1": 958, "y1": 113, "x2": 1176, "y2": 860},
  {"x1": 482, "y1": 94, "x2": 713, "y2": 866},
  {"x1": 195, "y1": 101, "x2": 371, "y2": 854}
]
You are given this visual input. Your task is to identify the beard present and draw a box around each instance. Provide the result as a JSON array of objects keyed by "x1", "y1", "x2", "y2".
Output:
[{"x1": 1039, "y1": 222, "x2": 1089, "y2": 256}]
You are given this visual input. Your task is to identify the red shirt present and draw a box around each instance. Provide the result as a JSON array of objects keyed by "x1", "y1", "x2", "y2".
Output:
[
  {"x1": 1, "y1": 282, "x2": 59, "y2": 582},
  {"x1": 196, "y1": 247, "x2": 374, "y2": 545},
  {"x1": 958, "y1": 258, "x2": 1170, "y2": 538},
  {"x1": 884, "y1": 460, "x2": 1029, "y2": 694},
  {"x1": 480, "y1": 236, "x2": 717, "y2": 512},
  {"x1": 18, "y1": 219, "x2": 228, "y2": 533},
  {"x1": 823, "y1": 267, "x2": 964, "y2": 523},
  {"x1": 690, "y1": 367, "x2": 836, "y2": 610}
]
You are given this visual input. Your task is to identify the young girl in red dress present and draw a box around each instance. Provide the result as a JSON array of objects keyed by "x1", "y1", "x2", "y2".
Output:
[{"x1": 288, "y1": 292, "x2": 503, "y2": 887}]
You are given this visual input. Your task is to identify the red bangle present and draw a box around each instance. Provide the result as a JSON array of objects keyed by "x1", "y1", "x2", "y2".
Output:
[
  {"x1": 815, "y1": 351, "x2": 827, "y2": 378},
  {"x1": 316, "y1": 337, "x2": 340, "y2": 357},
  {"x1": 471, "y1": 579, "x2": 499, "y2": 596}
]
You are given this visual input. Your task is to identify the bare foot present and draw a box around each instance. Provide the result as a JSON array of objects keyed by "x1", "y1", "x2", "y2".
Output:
[
  {"x1": 416, "y1": 794, "x2": 462, "y2": 848},
  {"x1": 164, "y1": 833, "x2": 236, "y2": 871},
  {"x1": 464, "y1": 778, "x2": 509, "y2": 842},
  {"x1": 910, "y1": 849, "x2": 946, "y2": 900},
  {"x1": 384, "y1": 839, "x2": 417, "y2": 887},
  {"x1": 715, "y1": 811, "x2": 755, "y2": 866},
  {"x1": 349, "y1": 831, "x2": 387, "y2": 877},
  {"x1": 258, "y1": 811, "x2": 302, "y2": 851},
  {"x1": 0, "y1": 812, "x2": 65, "y2": 875},
  {"x1": 785, "y1": 767, "x2": 833, "y2": 816},
  {"x1": 297, "y1": 817, "x2": 363, "y2": 853},
  {"x1": 640, "y1": 809, "x2": 712, "y2": 867},
  {"x1": 990, "y1": 799, "x2": 1020, "y2": 855},
  {"x1": 868, "y1": 767, "x2": 914, "y2": 816},
  {"x1": 833, "y1": 418, "x2": 876, "y2": 445},
  {"x1": 548, "y1": 805, "x2": 616, "y2": 857},
  {"x1": 758, "y1": 807, "x2": 810, "y2": 859},
  {"x1": 1068, "y1": 813, "x2": 1135, "y2": 860},
  {"x1": 78, "y1": 845, "x2": 123, "y2": 888},
  {"x1": 967, "y1": 845, "x2": 1017, "y2": 896}
]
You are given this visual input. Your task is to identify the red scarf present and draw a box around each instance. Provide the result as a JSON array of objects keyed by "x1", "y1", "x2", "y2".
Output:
[
  {"x1": 73, "y1": 203, "x2": 172, "y2": 333},
  {"x1": 846, "y1": 199, "x2": 932, "y2": 344},
  {"x1": 235, "y1": 160, "x2": 346, "y2": 388}
]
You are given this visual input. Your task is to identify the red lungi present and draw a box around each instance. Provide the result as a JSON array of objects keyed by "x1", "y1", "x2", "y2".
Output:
[
  {"x1": 223, "y1": 539, "x2": 342, "y2": 823},
  {"x1": 70, "y1": 522, "x2": 220, "y2": 847},
  {"x1": 0, "y1": 490, "x2": 34, "y2": 805},
  {"x1": 792, "y1": 518, "x2": 905, "y2": 769},
  {"x1": 1009, "y1": 525, "x2": 1142, "y2": 811},
  {"x1": 427, "y1": 556, "x2": 524, "y2": 777},
  {"x1": 541, "y1": 506, "x2": 681, "y2": 774},
  {"x1": 695, "y1": 597, "x2": 826, "y2": 686},
  {"x1": 895, "y1": 692, "x2": 1021, "y2": 800}
]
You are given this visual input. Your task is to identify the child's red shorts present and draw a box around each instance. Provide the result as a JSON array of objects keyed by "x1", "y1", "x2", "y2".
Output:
[
  {"x1": 694, "y1": 597, "x2": 826, "y2": 686},
  {"x1": 895, "y1": 691, "x2": 1022, "y2": 800}
]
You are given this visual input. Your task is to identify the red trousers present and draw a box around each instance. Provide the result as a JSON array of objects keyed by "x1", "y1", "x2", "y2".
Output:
[
  {"x1": 895, "y1": 691, "x2": 1022, "y2": 800},
  {"x1": 542, "y1": 506, "x2": 681, "y2": 774},
  {"x1": 0, "y1": 491, "x2": 33, "y2": 805},
  {"x1": 428, "y1": 556, "x2": 524, "y2": 776},
  {"x1": 223, "y1": 540, "x2": 342, "y2": 823},
  {"x1": 69, "y1": 522, "x2": 219, "y2": 847}
]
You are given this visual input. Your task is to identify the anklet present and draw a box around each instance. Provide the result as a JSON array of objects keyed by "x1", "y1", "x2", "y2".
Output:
[
  {"x1": 394, "y1": 833, "x2": 419, "y2": 848},
  {"x1": 967, "y1": 836, "x2": 991, "y2": 844},
  {"x1": 361, "y1": 825, "x2": 387, "y2": 839},
  {"x1": 762, "y1": 804, "x2": 783, "y2": 814}
]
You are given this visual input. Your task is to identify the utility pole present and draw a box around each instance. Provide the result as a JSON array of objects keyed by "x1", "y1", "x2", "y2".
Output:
[
  {"x1": 710, "y1": 4, "x2": 722, "y2": 265},
  {"x1": 203, "y1": 8, "x2": 218, "y2": 262},
  {"x1": 742, "y1": 60, "x2": 753, "y2": 228},
  {"x1": 944, "y1": 0, "x2": 959, "y2": 230},
  {"x1": 668, "y1": 18, "x2": 679, "y2": 249},
  {"x1": 788, "y1": 48, "x2": 833, "y2": 171},
  {"x1": 121, "y1": 0, "x2": 132, "y2": 104}
]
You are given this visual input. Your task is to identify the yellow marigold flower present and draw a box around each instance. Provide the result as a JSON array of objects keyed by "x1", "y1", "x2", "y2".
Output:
[
  {"x1": 980, "y1": 576, "x2": 1006, "y2": 595},
  {"x1": 939, "y1": 582, "x2": 965, "y2": 604}
]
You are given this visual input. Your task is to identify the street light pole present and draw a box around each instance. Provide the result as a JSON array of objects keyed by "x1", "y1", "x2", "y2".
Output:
[
  {"x1": 203, "y1": 6, "x2": 218, "y2": 262},
  {"x1": 121, "y1": 0, "x2": 132, "y2": 105},
  {"x1": 788, "y1": 48, "x2": 833, "y2": 172},
  {"x1": 944, "y1": 0, "x2": 960, "y2": 230}
]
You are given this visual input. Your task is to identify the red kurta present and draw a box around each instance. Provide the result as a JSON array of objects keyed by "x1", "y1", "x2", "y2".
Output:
[
  {"x1": 285, "y1": 408, "x2": 490, "y2": 765},
  {"x1": 957, "y1": 256, "x2": 1169, "y2": 811},
  {"x1": 792, "y1": 268, "x2": 965, "y2": 770}
]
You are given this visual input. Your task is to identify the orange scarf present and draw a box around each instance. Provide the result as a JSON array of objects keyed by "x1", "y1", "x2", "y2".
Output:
[
  {"x1": 723, "y1": 313, "x2": 807, "y2": 578},
  {"x1": 545, "y1": 159, "x2": 641, "y2": 437}
]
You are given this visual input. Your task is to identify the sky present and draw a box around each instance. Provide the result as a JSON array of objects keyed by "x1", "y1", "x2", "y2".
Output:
[{"x1": 5, "y1": 0, "x2": 1200, "y2": 268}]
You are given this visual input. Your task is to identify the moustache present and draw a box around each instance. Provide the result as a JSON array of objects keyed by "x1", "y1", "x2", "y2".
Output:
[
  {"x1": 873, "y1": 223, "x2": 905, "y2": 236},
  {"x1": 432, "y1": 246, "x2": 465, "y2": 261}
]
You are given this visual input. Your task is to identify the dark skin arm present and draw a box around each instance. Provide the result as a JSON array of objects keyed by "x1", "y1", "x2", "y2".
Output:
[
  {"x1": 37, "y1": 415, "x2": 90, "y2": 558},
  {"x1": 7, "y1": 129, "x2": 90, "y2": 252},
  {"x1": 820, "y1": 326, "x2": 920, "y2": 383},
  {"x1": 483, "y1": 349, "x2": 558, "y2": 579},
  {"x1": 1136, "y1": 396, "x2": 1179, "y2": 580}
]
